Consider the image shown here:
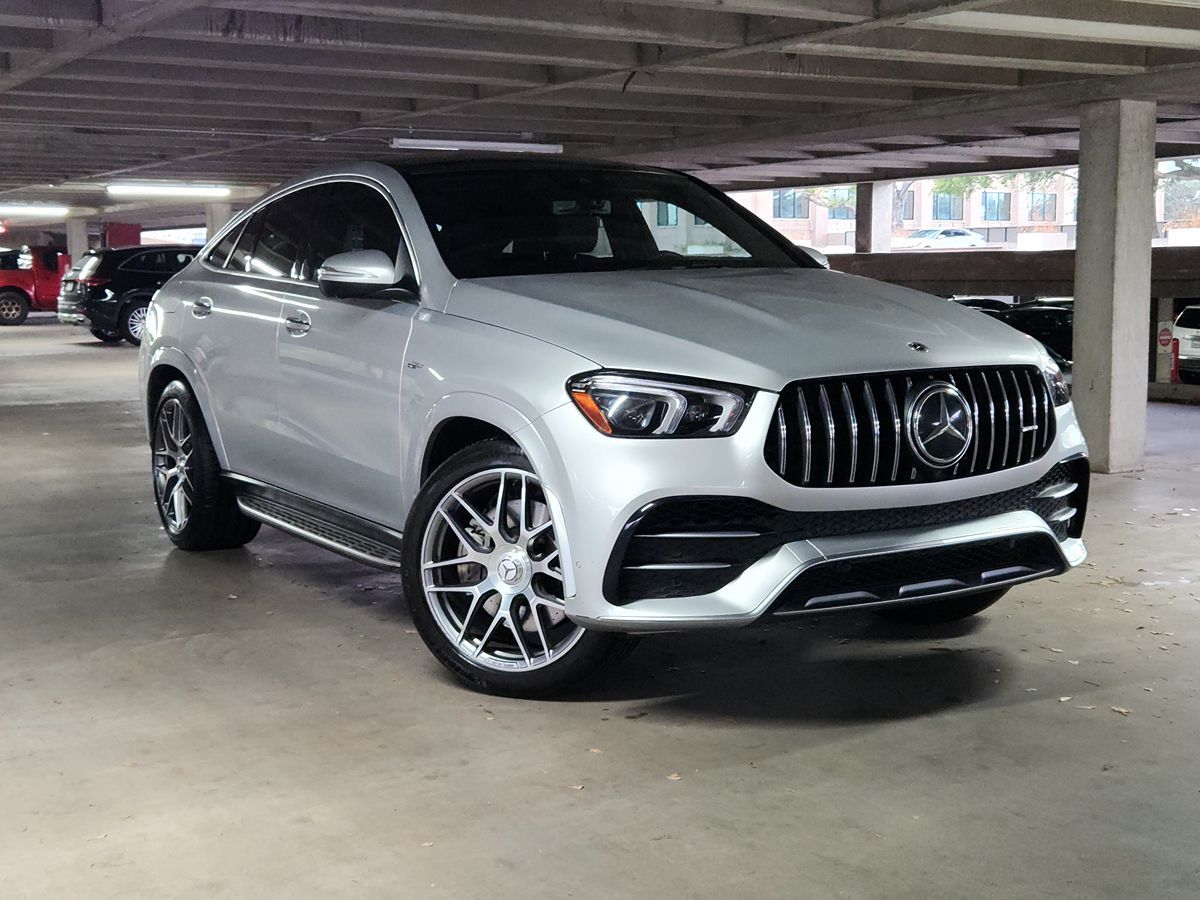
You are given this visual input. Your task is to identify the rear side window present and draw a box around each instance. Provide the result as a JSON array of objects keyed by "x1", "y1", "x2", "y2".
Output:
[
  {"x1": 1177, "y1": 307, "x2": 1200, "y2": 329},
  {"x1": 119, "y1": 250, "x2": 196, "y2": 273},
  {"x1": 207, "y1": 223, "x2": 243, "y2": 268},
  {"x1": 254, "y1": 189, "x2": 320, "y2": 280},
  {"x1": 306, "y1": 182, "x2": 404, "y2": 272},
  {"x1": 227, "y1": 211, "x2": 264, "y2": 273}
]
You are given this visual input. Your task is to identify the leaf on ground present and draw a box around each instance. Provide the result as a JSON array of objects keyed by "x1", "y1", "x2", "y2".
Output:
[
  {"x1": 666, "y1": 773, "x2": 683, "y2": 781},
  {"x1": 569, "y1": 784, "x2": 585, "y2": 790},
  {"x1": 1058, "y1": 697, "x2": 1072, "y2": 702},
  {"x1": 1111, "y1": 706, "x2": 1131, "y2": 716},
  {"x1": 588, "y1": 748, "x2": 603, "y2": 754},
  {"x1": 420, "y1": 842, "x2": 434, "y2": 847}
]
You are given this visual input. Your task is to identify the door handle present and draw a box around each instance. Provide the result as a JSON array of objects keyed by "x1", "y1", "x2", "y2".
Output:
[
  {"x1": 192, "y1": 296, "x2": 213, "y2": 318},
  {"x1": 284, "y1": 310, "x2": 311, "y2": 336}
]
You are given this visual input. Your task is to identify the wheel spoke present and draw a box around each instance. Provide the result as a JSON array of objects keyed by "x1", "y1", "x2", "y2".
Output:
[
  {"x1": 457, "y1": 590, "x2": 486, "y2": 642},
  {"x1": 507, "y1": 613, "x2": 532, "y2": 666},
  {"x1": 530, "y1": 603, "x2": 552, "y2": 661},
  {"x1": 518, "y1": 473, "x2": 529, "y2": 536},
  {"x1": 449, "y1": 490, "x2": 496, "y2": 542},
  {"x1": 437, "y1": 507, "x2": 484, "y2": 553},
  {"x1": 473, "y1": 611, "x2": 505, "y2": 658}
]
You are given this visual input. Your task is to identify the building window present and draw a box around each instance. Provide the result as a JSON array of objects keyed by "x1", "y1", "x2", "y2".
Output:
[
  {"x1": 1029, "y1": 191, "x2": 1058, "y2": 222},
  {"x1": 931, "y1": 193, "x2": 964, "y2": 221},
  {"x1": 901, "y1": 189, "x2": 915, "y2": 221},
  {"x1": 772, "y1": 189, "x2": 810, "y2": 220},
  {"x1": 982, "y1": 191, "x2": 1012, "y2": 221},
  {"x1": 656, "y1": 203, "x2": 679, "y2": 227},
  {"x1": 828, "y1": 187, "x2": 855, "y2": 220}
]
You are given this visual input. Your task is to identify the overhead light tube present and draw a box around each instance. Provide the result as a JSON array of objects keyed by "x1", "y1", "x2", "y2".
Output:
[
  {"x1": 389, "y1": 137, "x2": 563, "y2": 154},
  {"x1": 106, "y1": 184, "x2": 232, "y2": 198},
  {"x1": 0, "y1": 204, "x2": 71, "y2": 217}
]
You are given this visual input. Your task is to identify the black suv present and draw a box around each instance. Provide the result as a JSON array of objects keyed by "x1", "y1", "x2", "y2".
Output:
[{"x1": 57, "y1": 245, "x2": 197, "y2": 344}]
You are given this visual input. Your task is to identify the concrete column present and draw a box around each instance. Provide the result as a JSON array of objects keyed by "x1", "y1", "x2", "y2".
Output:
[
  {"x1": 854, "y1": 181, "x2": 892, "y2": 253},
  {"x1": 1071, "y1": 99, "x2": 1157, "y2": 473},
  {"x1": 205, "y1": 202, "x2": 233, "y2": 240},
  {"x1": 65, "y1": 217, "x2": 88, "y2": 262}
]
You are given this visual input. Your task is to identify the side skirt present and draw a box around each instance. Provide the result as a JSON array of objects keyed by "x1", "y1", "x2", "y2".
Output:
[{"x1": 223, "y1": 473, "x2": 405, "y2": 570}]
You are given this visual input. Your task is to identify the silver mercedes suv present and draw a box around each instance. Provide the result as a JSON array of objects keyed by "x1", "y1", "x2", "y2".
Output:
[{"x1": 139, "y1": 160, "x2": 1088, "y2": 696}]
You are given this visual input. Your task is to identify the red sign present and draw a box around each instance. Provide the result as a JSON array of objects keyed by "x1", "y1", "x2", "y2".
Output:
[{"x1": 1159, "y1": 327, "x2": 1173, "y2": 348}]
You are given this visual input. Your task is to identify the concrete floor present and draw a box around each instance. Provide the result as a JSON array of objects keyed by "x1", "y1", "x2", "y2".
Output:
[{"x1": 2, "y1": 318, "x2": 1198, "y2": 899}]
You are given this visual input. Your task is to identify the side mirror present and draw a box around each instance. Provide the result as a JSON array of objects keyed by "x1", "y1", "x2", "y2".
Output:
[
  {"x1": 316, "y1": 249, "x2": 398, "y2": 299},
  {"x1": 796, "y1": 245, "x2": 830, "y2": 269}
]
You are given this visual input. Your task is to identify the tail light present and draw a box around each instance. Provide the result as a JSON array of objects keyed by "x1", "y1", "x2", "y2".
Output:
[{"x1": 78, "y1": 276, "x2": 110, "y2": 288}]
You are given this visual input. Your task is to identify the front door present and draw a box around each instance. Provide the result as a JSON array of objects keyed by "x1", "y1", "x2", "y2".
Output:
[{"x1": 272, "y1": 180, "x2": 418, "y2": 529}]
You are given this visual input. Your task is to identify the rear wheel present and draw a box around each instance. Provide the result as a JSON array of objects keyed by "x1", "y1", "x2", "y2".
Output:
[
  {"x1": 90, "y1": 327, "x2": 123, "y2": 343},
  {"x1": 873, "y1": 588, "x2": 1008, "y2": 625},
  {"x1": 151, "y1": 380, "x2": 260, "y2": 551},
  {"x1": 122, "y1": 299, "x2": 150, "y2": 345},
  {"x1": 403, "y1": 440, "x2": 635, "y2": 697},
  {"x1": 0, "y1": 290, "x2": 30, "y2": 326}
]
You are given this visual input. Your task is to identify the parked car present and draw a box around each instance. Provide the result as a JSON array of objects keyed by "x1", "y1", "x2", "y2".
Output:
[
  {"x1": 894, "y1": 227, "x2": 987, "y2": 250},
  {"x1": 1174, "y1": 305, "x2": 1200, "y2": 384},
  {"x1": 986, "y1": 304, "x2": 1074, "y2": 363},
  {"x1": 58, "y1": 245, "x2": 197, "y2": 344},
  {"x1": 139, "y1": 161, "x2": 1088, "y2": 696},
  {"x1": 952, "y1": 296, "x2": 1011, "y2": 312},
  {"x1": 0, "y1": 245, "x2": 70, "y2": 325}
]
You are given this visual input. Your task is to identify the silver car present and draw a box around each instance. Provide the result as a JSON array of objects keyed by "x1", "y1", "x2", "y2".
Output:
[{"x1": 138, "y1": 160, "x2": 1088, "y2": 696}]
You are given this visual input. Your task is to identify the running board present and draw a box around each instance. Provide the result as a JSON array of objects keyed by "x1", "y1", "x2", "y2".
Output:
[{"x1": 227, "y1": 475, "x2": 405, "y2": 570}]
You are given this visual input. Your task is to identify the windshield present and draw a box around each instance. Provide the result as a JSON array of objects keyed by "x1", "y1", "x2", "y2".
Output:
[
  {"x1": 402, "y1": 166, "x2": 807, "y2": 278},
  {"x1": 1178, "y1": 307, "x2": 1200, "y2": 329},
  {"x1": 910, "y1": 229, "x2": 943, "y2": 238}
]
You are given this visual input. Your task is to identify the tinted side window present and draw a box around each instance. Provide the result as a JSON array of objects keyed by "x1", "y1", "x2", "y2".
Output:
[
  {"x1": 227, "y1": 213, "x2": 263, "y2": 273},
  {"x1": 306, "y1": 183, "x2": 403, "y2": 274},
  {"x1": 207, "y1": 223, "x2": 243, "y2": 268},
  {"x1": 252, "y1": 189, "x2": 319, "y2": 280}
]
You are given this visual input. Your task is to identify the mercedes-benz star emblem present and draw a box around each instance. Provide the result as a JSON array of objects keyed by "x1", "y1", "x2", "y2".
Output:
[
  {"x1": 497, "y1": 554, "x2": 527, "y2": 587},
  {"x1": 905, "y1": 382, "x2": 974, "y2": 469}
]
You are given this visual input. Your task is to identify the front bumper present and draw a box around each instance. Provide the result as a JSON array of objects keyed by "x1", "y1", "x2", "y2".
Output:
[
  {"x1": 522, "y1": 393, "x2": 1088, "y2": 633},
  {"x1": 1178, "y1": 355, "x2": 1200, "y2": 374}
]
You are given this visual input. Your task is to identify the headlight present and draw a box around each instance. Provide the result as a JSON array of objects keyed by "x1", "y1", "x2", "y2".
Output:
[
  {"x1": 568, "y1": 372, "x2": 751, "y2": 437},
  {"x1": 1041, "y1": 351, "x2": 1070, "y2": 407}
]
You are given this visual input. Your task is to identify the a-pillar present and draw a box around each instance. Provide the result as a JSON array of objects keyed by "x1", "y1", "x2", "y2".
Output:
[
  {"x1": 65, "y1": 217, "x2": 89, "y2": 262},
  {"x1": 205, "y1": 202, "x2": 232, "y2": 240},
  {"x1": 854, "y1": 181, "x2": 893, "y2": 253},
  {"x1": 1071, "y1": 99, "x2": 1157, "y2": 473}
]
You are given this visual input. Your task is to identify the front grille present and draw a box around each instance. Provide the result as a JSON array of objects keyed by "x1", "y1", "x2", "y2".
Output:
[
  {"x1": 768, "y1": 534, "x2": 1064, "y2": 616},
  {"x1": 765, "y1": 366, "x2": 1056, "y2": 487},
  {"x1": 606, "y1": 457, "x2": 1087, "y2": 603}
]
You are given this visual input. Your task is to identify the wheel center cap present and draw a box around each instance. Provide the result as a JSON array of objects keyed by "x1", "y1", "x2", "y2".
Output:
[{"x1": 496, "y1": 549, "x2": 531, "y2": 589}]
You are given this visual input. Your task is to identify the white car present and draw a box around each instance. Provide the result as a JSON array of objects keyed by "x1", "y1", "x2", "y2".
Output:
[
  {"x1": 1174, "y1": 305, "x2": 1200, "y2": 384},
  {"x1": 896, "y1": 228, "x2": 988, "y2": 250}
]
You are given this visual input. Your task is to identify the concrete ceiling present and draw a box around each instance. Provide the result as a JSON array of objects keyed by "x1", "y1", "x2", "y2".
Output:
[{"x1": 0, "y1": 0, "x2": 1199, "y2": 221}]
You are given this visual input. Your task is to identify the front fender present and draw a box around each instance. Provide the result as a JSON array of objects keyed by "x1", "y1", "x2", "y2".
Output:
[{"x1": 142, "y1": 343, "x2": 230, "y2": 468}]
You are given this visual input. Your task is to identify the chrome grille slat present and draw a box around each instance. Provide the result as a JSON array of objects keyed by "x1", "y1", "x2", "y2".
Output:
[
  {"x1": 841, "y1": 381, "x2": 859, "y2": 484},
  {"x1": 884, "y1": 378, "x2": 901, "y2": 483},
  {"x1": 797, "y1": 386, "x2": 813, "y2": 486},
  {"x1": 767, "y1": 366, "x2": 1056, "y2": 488},
  {"x1": 863, "y1": 381, "x2": 880, "y2": 484},
  {"x1": 818, "y1": 384, "x2": 836, "y2": 485}
]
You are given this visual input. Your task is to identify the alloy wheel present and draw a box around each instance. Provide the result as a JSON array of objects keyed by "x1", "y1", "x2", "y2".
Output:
[
  {"x1": 421, "y1": 468, "x2": 583, "y2": 672},
  {"x1": 152, "y1": 398, "x2": 194, "y2": 533},
  {"x1": 0, "y1": 296, "x2": 23, "y2": 321},
  {"x1": 127, "y1": 305, "x2": 149, "y2": 341}
]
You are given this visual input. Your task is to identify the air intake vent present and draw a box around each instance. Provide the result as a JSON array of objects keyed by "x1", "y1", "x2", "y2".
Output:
[{"x1": 764, "y1": 366, "x2": 1056, "y2": 487}]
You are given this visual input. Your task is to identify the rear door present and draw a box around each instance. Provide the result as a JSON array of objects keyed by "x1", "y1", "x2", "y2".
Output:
[
  {"x1": 272, "y1": 180, "x2": 418, "y2": 528},
  {"x1": 178, "y1": 193, "x2": 315, "y2": 482}
]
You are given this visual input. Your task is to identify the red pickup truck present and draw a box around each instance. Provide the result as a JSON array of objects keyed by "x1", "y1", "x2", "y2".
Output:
[{"x1": 0, "y1": 245, "x2": 71, "y2": 326}]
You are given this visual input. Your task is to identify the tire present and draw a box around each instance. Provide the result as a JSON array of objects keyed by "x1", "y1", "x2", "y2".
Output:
[
  {"x1": 121, "y1": 298, "x2": 150, "y2": 345},
  {"x1": 90, "y1": 328, "x2": 123, "y2": 343},
  {"x1": 873, "y1": 588, "x2": 1008, "y2": 625},
  {"x1": 151, "y1": 380, "x2": 260, "y2": 551},
  {"x1": 0, "y1": 289, "x2": 30, "y2": 326},
  {"x1": 402, "y1": 439, "x2": 636, "y2": 697}
]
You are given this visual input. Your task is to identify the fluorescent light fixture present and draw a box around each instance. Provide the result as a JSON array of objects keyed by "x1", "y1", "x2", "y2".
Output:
[
  {"x1": 0, "y1": 203, "x2": 70, "y2": 217},
  {"x1": 106, "y1": 183, "x2": 231, "y2": 198},
  {"x1": 389, "y1": 137, "x2": 563, "y2": 154}
]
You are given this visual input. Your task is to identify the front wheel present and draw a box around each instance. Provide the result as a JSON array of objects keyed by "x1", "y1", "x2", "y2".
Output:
[
  {"x1": 872, "y1": 588, "x2": 1008, "y2": 625},
  {"x1": 402, "y1": 440, "x2": 635, "y2": 697},
  {"x1": 91, "y1": 328, "x2": 123, "y2": 343},
  {"x1": 121, "y1": 299, "x2": 150, "y2": 345},
  {"x1": 0, "y1": 290, "x2": 30, "y2": 325}
]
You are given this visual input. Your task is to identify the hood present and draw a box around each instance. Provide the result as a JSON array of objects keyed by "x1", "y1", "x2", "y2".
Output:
[{"x1": 445, "y1": 267, "x2": 1041, "y2": 389}]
